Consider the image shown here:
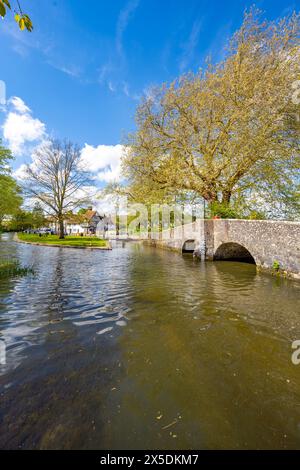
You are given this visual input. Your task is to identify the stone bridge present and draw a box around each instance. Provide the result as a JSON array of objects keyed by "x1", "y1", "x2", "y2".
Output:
[{"x1": 147, "y1": 219, "x2": 300, "y2": 280}]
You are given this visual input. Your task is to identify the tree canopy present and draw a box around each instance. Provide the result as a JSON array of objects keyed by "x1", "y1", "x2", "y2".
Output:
[
  {"x1": 7, "y1": 203, "x2": 46, "y2": 232},
  {"x1": 123, "y1": 8, "x2": 300, "y2": 219},
  {"x1": 0, "y1": 176, "x2": 22, "y2": 225},
  {"x1": 0, "y1": 139, "x2": 13, "y2": 175},
  {"x1": 0, "y1": 140, "x2": 22, "y2": 226}
]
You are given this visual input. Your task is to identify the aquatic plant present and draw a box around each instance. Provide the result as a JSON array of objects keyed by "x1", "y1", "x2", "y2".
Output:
[
  {"x1": 272, "y1": 260, "x2": 280, "y2": 272},
  {"x1": 0, "y1": 260, "x2": 34, "y2": 278}
]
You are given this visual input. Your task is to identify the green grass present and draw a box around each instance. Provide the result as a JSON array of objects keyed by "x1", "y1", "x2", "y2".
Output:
[
  {"x1": 0, "y1": 260, "x2": 34, "y2": 279},
  {"x1": 18, "y1": 233, "x2": 108, "y2": 247}
]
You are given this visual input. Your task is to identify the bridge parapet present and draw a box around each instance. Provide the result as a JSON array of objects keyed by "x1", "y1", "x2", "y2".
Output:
[{"x1": 211, "y1": 219, "x2": 300, "y2": 279}]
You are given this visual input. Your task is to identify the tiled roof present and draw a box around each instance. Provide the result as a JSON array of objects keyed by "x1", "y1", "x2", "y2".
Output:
[
  {"x1": 65, "y1": 214, "x2": 86, "y2": 224},
  {"x1": 46, "y1": 210, "x2": 100, "y2": 225},
  {"x1": 84, "y1": 210, "x2": 98, "y2": 221}
]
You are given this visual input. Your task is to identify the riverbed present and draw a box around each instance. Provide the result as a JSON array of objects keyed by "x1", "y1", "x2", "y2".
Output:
[{"x1": 0, "y1": 233, "x2": 300, "y2": 449}]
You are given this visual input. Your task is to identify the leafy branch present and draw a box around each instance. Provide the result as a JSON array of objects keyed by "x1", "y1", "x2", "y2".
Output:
[{"x1": 0, "y1": 0, "x2": 33, "y2": 32}]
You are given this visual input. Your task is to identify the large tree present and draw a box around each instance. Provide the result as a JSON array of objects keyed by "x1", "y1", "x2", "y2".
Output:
[
  {"x1": 24, "y1": 140, "x2": 92, "y2": 238},
  {"x1": 123, "y1": 9, "x2": 300, "y2": 218}
]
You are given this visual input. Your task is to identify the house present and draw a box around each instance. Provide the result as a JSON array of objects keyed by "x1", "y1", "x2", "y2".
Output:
[
  {"x1": 65, "y1": 213, "x2": 86, "y2": 235},
  {"x1": 48, "y1": 208, "x2": 103, "y2": 235},
  {"x1": 76, "y1": 208, "x2": 102, "y2": 235}
]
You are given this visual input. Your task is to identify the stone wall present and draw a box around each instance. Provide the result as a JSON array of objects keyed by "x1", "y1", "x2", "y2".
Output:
[
  {"x1": 145, "y1": 219, "x2": 300, "y2": 280},
  {"x1": 210, "y1": 220, "x2": 300, "y2": 279}
]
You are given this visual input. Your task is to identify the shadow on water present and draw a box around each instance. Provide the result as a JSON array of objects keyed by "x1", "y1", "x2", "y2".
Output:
[{"x1": 0, "y1": 236, "x2": 300, "y2": 449}]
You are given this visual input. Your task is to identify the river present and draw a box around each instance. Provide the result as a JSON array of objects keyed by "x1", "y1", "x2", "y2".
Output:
[{"x1": 0, "y1": 233, "x2": 300, "y2": 449}]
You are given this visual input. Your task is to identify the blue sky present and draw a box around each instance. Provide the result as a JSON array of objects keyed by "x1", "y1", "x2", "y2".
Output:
[{"x1": 0, "y1": 0, "x2": 297, "y2": 182}]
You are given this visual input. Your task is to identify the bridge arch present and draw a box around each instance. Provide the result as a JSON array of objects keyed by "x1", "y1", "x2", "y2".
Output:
[
  {"x1": 214, "y1": 242, "x2": 256, "y2": 264},
  {"x1": 182, "y1": 239, "x2": 196, "y2": 254}
]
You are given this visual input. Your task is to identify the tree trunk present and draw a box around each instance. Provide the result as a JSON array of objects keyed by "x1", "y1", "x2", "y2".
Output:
[
  {"x1": 221, "y1": 190, "x2": 232, "y2": 205},
  {"x1": 58, "y1": 216, "x2": 65, "y2": 239}
]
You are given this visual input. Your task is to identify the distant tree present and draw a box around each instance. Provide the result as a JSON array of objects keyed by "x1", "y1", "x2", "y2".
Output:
[
  {"x1": 123, "y1": 8, "x2": 300, "y2": 218},
  {"x1": 8, "y1": 210, "x2": 32, "y2": 232},
  {"x1": 0, "y1": 176, "x2": 23, "y2": 227},
  {"x1": 0, "y1": 0, "x2": 33, "y2": 31},
  {"x1": 31, "y1": 202, "x2": 46, "y2": 229},
  {"x1": 0, "y1": 138, "x2": 13, "y2": 174},
  {"x1": 23, "y1": 139, "x2": 92, "y2": 239},
  {"x1": 7, "y1": 204, "x2": 47, "y2": 232},
  {"x1": 0, "y1": 140, "x2": 23, "y2": 227},
  {"x1": 78, "y1": 208, "x2": 88, "y2": 215}
]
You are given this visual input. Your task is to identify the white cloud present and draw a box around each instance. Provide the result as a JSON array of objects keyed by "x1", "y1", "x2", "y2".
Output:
[
  {"x1": 13, "y1": 163, "x2": 28, "y2": 181},
  {"x1": 9, "y1": 96, "x2": 31, "y2": 114},
  {"x1": 14, "y1": 139, "x2": 126, "y2": 188},
  {"x1": 2, "y1": 97, "x2": 46, "y2": 156},
  {"x1": 80, "y1": 144, "x2": 125, "y2": 183},
  {"x1": 98, "y1": 63, "x2": 114, "y2": 84},
  {"x1": 123, "y1": 81, "x2": 130, "y2": 97},
  {"x1": 46, "y1": 61, "x2": 81, "y2": 78},
  {"x1": 94, "y1": 193, "x2": 122, "y2": 215},
  {"x1": 6, "y1": 97, "x2": 125, "y2": 199},
  {"x1": 179, "y1": 19, "x2": 203, "y2": 72},
  {"x1": 13, "y1": 140, "x2": 51, "y2": 181},
  {"x1": 108, "y1": 81, "x2": 116, "y2": 92}
]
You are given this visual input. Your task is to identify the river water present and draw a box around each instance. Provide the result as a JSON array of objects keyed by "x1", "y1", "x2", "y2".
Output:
[{"x1": 0, "y1": 233, "x2": 300, "y2": 449}]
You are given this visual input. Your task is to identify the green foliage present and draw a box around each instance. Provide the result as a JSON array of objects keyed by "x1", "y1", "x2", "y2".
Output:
[
  {"x1": 31, "y1": 202, "x2": 46, "y2": 228},
  {"x1": 0, "y1": 139, "x2": 13, "y2": 174},
  {"x1": 7, "y1": 206, "x2": 46, "y2": 231},
  {"x1": 123, "y1": 9, "x2": 300, "y2": 219},
  {"x1": 7, "y1": 210, "x2": 32, "y2": 231},
  {"x1": 0, "y1": 140, "x2": 23, "y2": 226},
  {"x1": 209, "y1": 202, "x2": 240, "y2": 219},
  {"x1": 0, "y1": 176, "x2": 23, "y2": 224},
  {"x1": 248, "y1": 210, "x2": 267, "y2": 220},
  {"x1": 0, "y1": 0, "x2": 10, "y2": 18},
  {"x1": 0, "y1": 0, "x2": 33, "y2": 32},
  {"x1": 272, "y1": 260, "x2": 281, "y2": 272},
  {"x1": 14, "y1": 13, "x2": 33, "y2": 31},
  {"x1": 0, "y1": 259, "x2": 34, "y2": 278}
]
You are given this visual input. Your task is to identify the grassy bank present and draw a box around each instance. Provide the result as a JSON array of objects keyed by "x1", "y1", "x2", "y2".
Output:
[
  {"x1": 0, "y1": 260, "x2": 34, "y2": 279},
  {"x1": 17, "y1": 233, "x2": 109, "y2": 248}
]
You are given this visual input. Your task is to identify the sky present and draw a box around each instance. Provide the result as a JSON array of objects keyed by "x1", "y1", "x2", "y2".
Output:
[{"x1": 0, "y1": 0, "x2": 297, "y2": 191}]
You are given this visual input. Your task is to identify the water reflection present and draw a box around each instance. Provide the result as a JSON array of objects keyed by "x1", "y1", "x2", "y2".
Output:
[{"x1": 0, "y1": 234, "x2": 300, "y2": 449}]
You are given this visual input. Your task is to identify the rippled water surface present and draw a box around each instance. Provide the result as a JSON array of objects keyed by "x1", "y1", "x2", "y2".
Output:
[{"x1": 0, "y1": 233, "x2": 300, "y2": 449}]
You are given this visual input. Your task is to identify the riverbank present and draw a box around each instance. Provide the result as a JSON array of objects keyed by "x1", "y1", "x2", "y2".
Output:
[{"x1": 16, "y1": 233, "x2": 111, "y2": 250}]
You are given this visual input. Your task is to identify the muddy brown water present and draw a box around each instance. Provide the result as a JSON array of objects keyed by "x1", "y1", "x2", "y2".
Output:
[{"x1": 0, "y1": 233, "x2": 300, "y2": 449}]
